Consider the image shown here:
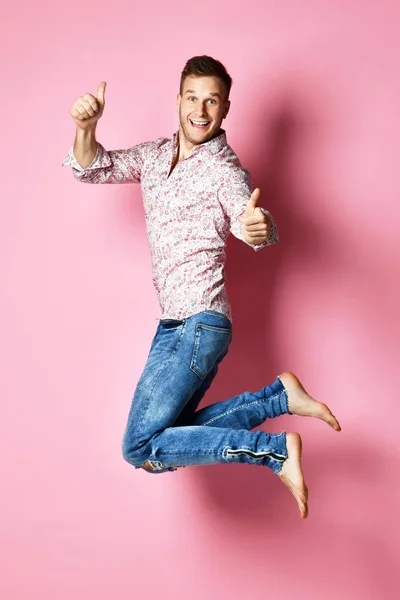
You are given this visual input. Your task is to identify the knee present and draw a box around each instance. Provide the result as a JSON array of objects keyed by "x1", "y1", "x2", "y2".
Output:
[
  {"x1": 122, "y1": 433, "x2": 159, "y2": 471},
  {"x1": 122, "y1": 433, "x2": 175, "y2": 472},
  {"x1": 121, "y1": 433, "x2": 142, "y2": 467}
]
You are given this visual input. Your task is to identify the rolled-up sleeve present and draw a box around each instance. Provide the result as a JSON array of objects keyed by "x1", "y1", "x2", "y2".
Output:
[
  {"x1": 217, "y1": 164, "x2": 279, "y2": 251},
  {"x1": 61, "y1": 140, "x2": 155, "y2": 184}
]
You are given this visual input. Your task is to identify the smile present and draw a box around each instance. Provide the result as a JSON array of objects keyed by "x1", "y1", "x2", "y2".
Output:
[{"x1": 189, "y1": 119, "x2": 210, "y2": 128}]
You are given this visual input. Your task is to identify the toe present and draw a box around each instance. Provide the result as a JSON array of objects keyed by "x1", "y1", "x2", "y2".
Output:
[
  {"x1": 298, "y1": 498, "x2": 308, "y2": 518},
  {"x1": 329, "y1": 414, "x2": 341, "y2": 431},
  {"x1": 329, "y1": 415, "x2": 340, "y2": 429},
  {"x1": 320, "y1": 404, "x2": 341, "y2": 430}
]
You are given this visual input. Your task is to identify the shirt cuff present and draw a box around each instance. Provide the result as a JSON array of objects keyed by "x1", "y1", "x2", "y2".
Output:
[
  {"x1": 250, "y1": 207, "x2": 279, "y2": 251},
  {"x1": 61, "y1": 143, "x2": 112, "y2": 172}
]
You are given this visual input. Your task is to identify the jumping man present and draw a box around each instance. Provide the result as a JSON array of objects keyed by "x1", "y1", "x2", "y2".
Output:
[{"x1": 63, "y1": 56, "x2": 341, "y2": 519}]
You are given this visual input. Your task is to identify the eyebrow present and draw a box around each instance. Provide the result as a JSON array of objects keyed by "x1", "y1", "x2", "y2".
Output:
[{"x1": 184, "y1": 90, "x2": 221, "y2": 98}]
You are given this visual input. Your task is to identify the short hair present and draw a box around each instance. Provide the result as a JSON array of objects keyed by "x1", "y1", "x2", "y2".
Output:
[{"x1": 180, "y1": 55, "x2": 232, "y2": 98}]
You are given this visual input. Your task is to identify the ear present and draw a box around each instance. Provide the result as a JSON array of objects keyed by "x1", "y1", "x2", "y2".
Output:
[
  {"x1": 223, "y1": 99, "x2": 231, "y2": 120},
  {"x1": 177, "y1": 93, "x2": 181, "y2": 113}
]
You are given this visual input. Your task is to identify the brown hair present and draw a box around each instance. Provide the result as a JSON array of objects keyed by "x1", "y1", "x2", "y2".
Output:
[{"x1": 180, "y1": 55, "x2": 232, "y2": 98}]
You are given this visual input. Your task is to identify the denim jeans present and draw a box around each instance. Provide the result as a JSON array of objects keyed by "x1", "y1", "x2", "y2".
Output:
[{"x1": 122, "y1": 310, "x2": 290, "y2": 475}]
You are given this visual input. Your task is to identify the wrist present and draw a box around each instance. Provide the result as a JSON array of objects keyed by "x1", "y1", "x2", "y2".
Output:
[{"x1": 76, "y1": 126, "x2": 97, "y2": 141}]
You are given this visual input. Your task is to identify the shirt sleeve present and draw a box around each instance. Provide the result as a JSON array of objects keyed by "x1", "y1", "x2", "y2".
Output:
[
  {"x1": 217, "y1": 165, "x2": 279, "y2": 251},
  {"x1": 61, "y1": 140, "x2": 155, "y2": 184}
]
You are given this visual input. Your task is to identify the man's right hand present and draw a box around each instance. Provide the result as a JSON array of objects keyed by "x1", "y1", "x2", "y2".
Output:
[{"x1": 70, "y1": 82, "x2": 107, "y2": 131}]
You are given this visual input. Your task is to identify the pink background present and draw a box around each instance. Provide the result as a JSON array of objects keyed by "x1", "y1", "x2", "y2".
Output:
[{"x1": 1, "y1": 1, "x2": 399, "y2": 598}]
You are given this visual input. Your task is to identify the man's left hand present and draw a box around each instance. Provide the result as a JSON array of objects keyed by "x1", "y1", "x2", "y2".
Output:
[{"x1": 238, "y1": 188, "x2": 270, "y2": 246}]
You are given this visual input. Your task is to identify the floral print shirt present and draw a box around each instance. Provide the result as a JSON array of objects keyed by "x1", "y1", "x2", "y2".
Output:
[{"x1": 62, "y1": 129, "x2": 279, "y2": 321}]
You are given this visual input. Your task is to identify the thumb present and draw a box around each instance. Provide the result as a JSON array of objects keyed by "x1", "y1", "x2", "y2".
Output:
[
  {"x1": 96, "y1": 81, "x2": 107, "y2": 105},
  {"x1": 246, "y1": 188, "x2": 260, "y2": 213}
]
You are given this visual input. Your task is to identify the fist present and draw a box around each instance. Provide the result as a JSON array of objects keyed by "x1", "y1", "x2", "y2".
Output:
[
  {"x1": 70, "y1": 81, "x2": 107, "y2": 131},
  {"x1": 238, "y1": 188, "x2": 270, "y2": 246}
]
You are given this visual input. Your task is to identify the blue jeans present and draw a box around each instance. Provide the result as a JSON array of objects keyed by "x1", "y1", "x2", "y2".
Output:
[{"x1": 122, "y1": 310, "x2": 290, "y2": 475}]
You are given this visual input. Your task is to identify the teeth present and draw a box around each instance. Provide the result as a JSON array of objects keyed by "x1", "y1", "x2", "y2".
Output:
[{"x1": 192, "y1": 120, "x2": 208, "y2": 126}]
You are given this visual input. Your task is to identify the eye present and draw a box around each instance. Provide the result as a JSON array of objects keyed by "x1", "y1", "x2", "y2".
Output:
[
  {"x1": 188, "y1": 96, "x2": 196, "y2": 101},
  {"x1": 208, "y1": 99, "x2": 217, "y2": 104}
]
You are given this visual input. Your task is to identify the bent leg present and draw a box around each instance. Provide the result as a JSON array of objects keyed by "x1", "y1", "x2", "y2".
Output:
[
  {"x1": 176, "y1": 376, "x2": 291, "y2": 429},
  {"x1": 122, "y1": 310, "x2": 288, "y2": 475},
  {"x1": 125, "y1": 424, "x2": 288, "y2": 475}
]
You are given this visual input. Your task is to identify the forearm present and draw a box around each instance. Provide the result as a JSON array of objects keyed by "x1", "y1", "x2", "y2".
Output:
[
  {"x1": 62, "y1": 133, "x2": 151, "y2": 184},
  {"x1": 73, "y1": 126, "x2": 98, "y2": 169}
]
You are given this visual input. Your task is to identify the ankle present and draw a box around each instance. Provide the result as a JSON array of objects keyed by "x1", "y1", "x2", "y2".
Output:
[{"x1": 277, "y1": 374, "x2": 293, "y2": 415}]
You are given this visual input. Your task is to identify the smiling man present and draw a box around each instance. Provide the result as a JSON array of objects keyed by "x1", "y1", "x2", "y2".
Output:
[{"x1": 62, "y1": 55, "x2": 341, "y2": 519}]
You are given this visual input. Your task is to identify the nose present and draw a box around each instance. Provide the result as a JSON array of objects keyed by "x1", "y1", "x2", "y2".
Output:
[{"x1": 196, "y1": 101, "x2": 207, "y2": 117}]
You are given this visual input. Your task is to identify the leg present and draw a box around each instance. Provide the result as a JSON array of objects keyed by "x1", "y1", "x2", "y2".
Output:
[
  {"x1": 177, "y1": 373, "x2": 341, "y2": 432},
  {"x1": 127, "y1": 423, "x2": 288, "y2": 473},
  {"x1": 122, "y1": 310, "x2": 288, "y2": 475},
  {"x1": 176, "y1": 376, "x2": 290, "y2": 429}
]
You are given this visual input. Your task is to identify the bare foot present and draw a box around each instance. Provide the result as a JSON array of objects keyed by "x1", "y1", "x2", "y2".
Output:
[
  {"x1": 278, "y1": 432, "x2": 308, "y2": 519},
  {"x1": 278, "y1": 372, "x2": 341, "y2": 432}
]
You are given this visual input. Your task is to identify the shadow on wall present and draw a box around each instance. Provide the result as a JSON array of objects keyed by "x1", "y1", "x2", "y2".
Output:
[
  {"x1": 173, "y1": 96, "x2": 398, "y2": 592},
  {"x1": 226, "y1": 98, "x2": 327, "y2": 382}
]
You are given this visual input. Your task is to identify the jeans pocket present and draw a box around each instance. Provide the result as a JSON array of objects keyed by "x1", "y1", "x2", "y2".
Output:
[{"x1": 190, "y1": 323, "x2": 232, "y2": 379}]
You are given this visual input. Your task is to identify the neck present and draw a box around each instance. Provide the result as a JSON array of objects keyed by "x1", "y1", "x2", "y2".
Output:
[
  {"x1": 177, "y1": 127, "x2": 222, "y2": 160},
  {"x1": 177, "y1": 129, "x2": 197, "y2": 160}
]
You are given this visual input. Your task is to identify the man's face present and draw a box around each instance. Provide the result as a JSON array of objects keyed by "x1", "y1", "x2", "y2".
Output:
[{"x1": 177, "y1": 75, "x2": 230, "y2": 146}]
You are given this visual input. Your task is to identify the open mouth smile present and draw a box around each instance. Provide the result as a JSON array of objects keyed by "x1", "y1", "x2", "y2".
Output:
[{"x1": 189, "y1": 119, "x2": 210, "y2": 129}]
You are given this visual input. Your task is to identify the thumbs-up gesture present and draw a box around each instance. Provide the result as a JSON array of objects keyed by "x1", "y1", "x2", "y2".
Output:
[
  {"x1": 238, "y1": 188, "x2": 270, "y2": 246},
  {"x1": 70, "y1": 81, "x2": 107, "y2": 131}
]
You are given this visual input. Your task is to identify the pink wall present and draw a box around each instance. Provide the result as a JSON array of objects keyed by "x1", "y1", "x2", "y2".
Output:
[{"x1": 2, "y1": 1, "x2": 399, "y2": 598}]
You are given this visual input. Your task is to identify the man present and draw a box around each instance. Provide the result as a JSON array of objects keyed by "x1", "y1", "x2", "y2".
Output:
[{"x1": 63, "y1": 56, "x2": 341, "y2": 519}]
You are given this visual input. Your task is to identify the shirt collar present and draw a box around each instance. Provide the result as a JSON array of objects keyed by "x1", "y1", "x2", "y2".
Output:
[{"x1": 171, "y1": 128, "x2": 227, "y2": 156}]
